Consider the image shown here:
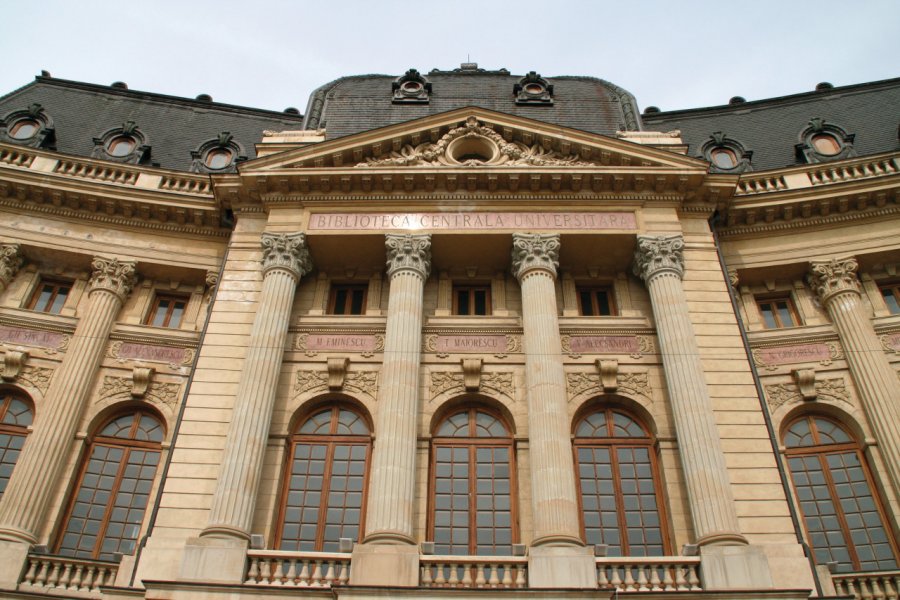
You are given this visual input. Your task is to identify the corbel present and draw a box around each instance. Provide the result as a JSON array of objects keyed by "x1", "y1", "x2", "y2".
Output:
[
  {"x1": 792, "y1": 368, "x2": 817, "y2": 401},
  {"x1": 327, "y1": 357, "x2": 350, "y2": 391},
  {"x1": 461, "y1": 358, "x2": 483, "y2": 392},
  {"x1": 1, "y1": 350, "x2": 28, "y2": 381},
  {"x1": 596, "y1": 359, "x2": 618, "y2": 393},
  {"x1": 132, "y1": 366, "x2": 155, "y2": 397}
]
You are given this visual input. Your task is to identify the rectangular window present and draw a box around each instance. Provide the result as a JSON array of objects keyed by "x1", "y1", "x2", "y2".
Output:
[
  {"x1": 146, "y1": 295, "x2": 187, "y2": 328},
  {"x1": 28, "y1": 280, "x2": 71, "y2": 314},
  {"x1": 453, "y1": 286, "x2": 491, "y2": 316},
  {"x1": 329, "y1": 285, "x2": 367, "y2": 315},
  {"x1": 756, "y1": 296, "x2": 800, "y2": 329},
  {"x1": 577, "y1": 287, "x2": 615, "y2": 316},
  {"x1": 880, "y1": 283, "x2": 900, "y2": 314}
]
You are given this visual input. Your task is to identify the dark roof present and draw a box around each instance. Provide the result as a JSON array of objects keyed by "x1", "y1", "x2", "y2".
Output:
[
  {"x1": 642, "y1": 78, "x2": 900, "y2": 171},
  {"x1": 301, "y1": 66, "x2": 642, "y2": 139},
  {"x1": 0, "y1": 76, "x2": 305, "y2": 171}
]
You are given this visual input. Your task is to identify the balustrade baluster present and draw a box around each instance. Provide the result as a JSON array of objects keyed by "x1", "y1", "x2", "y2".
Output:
[
  {"x1": 461, "y1": 564, "x2": 473, "y2": 586},
  {"x1": 502, "y1": 563, "x2": 513, "y2": 587},
  {"x1": 297, "y1": 560, "x2": 310, "y2": 586},
  {"x1": 421, "y1": 564, "x2": 433, "y2": 585},
  {"x1": 434, "y1": 563, "x2": 446, "y2": 585},
  {"x1": 475, "y1": 563, "x2": 486, "y2": 587}
]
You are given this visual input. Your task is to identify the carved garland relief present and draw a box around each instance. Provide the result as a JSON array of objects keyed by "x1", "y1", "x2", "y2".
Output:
[
  {"x1": 764, "y1": 378, "x2": 850, "y2": 411},
  {"x1": 294, "y1": 369, "x2": 379, "y2": 398},
  {"x1": 428, "y1": 371, "x2": 515, "y2": 400},
  {"x1": 565, "y1": 371, "x2": 652, "y2": 402},
  {"x1": 96, "y1": 375, "x2": 182, "y2": 410}
]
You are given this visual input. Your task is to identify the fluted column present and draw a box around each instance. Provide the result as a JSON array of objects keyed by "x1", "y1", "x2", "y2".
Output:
[
  {"x1": 201, "y1": 233, "x2": 311, "y2": 540},
  {"x1": 0, "y1": 244, "x2": 23, "y2": 293},
  {"x1": 363, "y1": 234, "x2": 431, "y2": 544},
  {"x1": 512, "y1": 233, "x2": 582, "y2": 545},
  {"x1": 809, "y1": 257, "x2": 900, "y2": 497},
  {"x1": 0, "y1": 257, "x2": 135, "y2": 543},
  {"x1": 634, "y1": 235, "x2": 745, "y2": 546}
]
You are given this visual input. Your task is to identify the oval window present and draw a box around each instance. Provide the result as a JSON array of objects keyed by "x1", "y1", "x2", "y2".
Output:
[
  {"x1": 9, "y1": 119, "x2": 39, "y2": 140},
  {"x1": 812, "y1": 133, "x2": 841, "y2": 156},
  {"x1": 205, "y1": 148, "x2": 233, "y2": 169},
  {"x1": 107, "y1": 135, "x2": 136, "y2": 157},
  {"x1": 524, "y1": 82, "x2": 544, "y2": 95},
  {"x1": 710, "y1": 147, "x2": 738, "y2": 169},
  {"x1": 401, "y1": 80, "x2": 423, "y2": 94}
]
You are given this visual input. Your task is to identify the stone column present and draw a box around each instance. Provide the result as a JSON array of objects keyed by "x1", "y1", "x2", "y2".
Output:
[
  {"x1": 0, "y1": 257, "x2": 134, "y2": 583},
  {"x1": 351, "y1": 234, "x2": 430, "y2": 588},
  {"x1": 512, "y1": 233, "x2": 596, "y2": 588},
  {"x1": 809, "y1": 257, "x2": 900, "y2": 497},
  {"x1": 0, "y1": 244, "x2": 23, "y2": 293},
  {"x1": 182, "y1": 232, "x2": 311, "y2": 583}
]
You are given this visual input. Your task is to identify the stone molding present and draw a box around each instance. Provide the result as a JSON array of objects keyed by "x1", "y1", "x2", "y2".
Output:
[
  {"x1": 633, "y1": 234, "x2": 685, "y2": 282},
  {"x1": 808, "y1": 257, "x2": 861, "y2": 304},
  {"x1": 511, "y1": 233, "x2": 560, "y2": 280},
  {"x1": 260, "y1": 232, "x2": 313, "y2": 279},
  {"x1": 89, "y1": 257, "x2": 136, "y2": 301},
  {"x1": 765, "y1": 377, "x2": 850, "y2": 411},
  {"x1": 385, "y1": 234, "x2": 431, "y2": 279},
  {"x1": 0, "y1": 244, "x2": 23, "y2": 287}
]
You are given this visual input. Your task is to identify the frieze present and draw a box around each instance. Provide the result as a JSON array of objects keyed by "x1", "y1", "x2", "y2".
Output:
[
  {"x1": 293, "y1": 369, "x2": 379, "y2": 398},
  {"x1": 752, "y1": 342, "x2": 842, "y2": 371},
  {"x1": 309, "y1": 211, "x2": 637, "y2": 233},
  {"x1": 880, "y1": 332, "x2": 900, "y2": 355},
  {"x1": 566, "y1": 371, "x2": 651, "y2": 401},
  {"x1": 765, "y1": 377, "x2": 850, "y2": 411},
  {"x1": 0, "y1": 326, "x2": 68, "y2": 353},
  {"x1": 296, "y1": 333, "x2": 385, "y2": 357},
  {"x1": 561, "y1": 335, "x2": 652, "y2": 359},
  {"x1": 423, "y1": 334, "x2": 522, "y2": 358},
  {"x1": 17, "y1": 365, "x2": 53, "y2": 394},
  {"x1": 109, "y1": 341, "x2": 195, "y2": 368},
  {"x1": 428, "y1": 370, "x2": 514, "y2": 399},
  {"x1": 97, "y1": 375, "x2": 181, "y2": 409}
]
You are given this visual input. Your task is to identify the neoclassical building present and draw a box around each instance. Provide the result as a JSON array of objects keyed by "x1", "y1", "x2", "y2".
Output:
[{"x1": 0, "y1": 66, "x2": 898, "y2": 599}]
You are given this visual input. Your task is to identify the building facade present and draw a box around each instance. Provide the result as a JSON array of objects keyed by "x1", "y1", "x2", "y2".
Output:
[{"x1": 0, "y1": 66, "x2": 897, "y2": 599}]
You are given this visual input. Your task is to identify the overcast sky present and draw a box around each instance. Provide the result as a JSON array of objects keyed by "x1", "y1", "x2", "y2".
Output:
[{"x1": 3, "y1": 1, "x2": 898, "y2": 115}]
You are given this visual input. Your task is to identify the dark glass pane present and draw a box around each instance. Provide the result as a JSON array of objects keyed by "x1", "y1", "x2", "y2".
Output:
[
  {"x1": 457, "y1": 290, "x2": 470, "y2": 315},
  {"x1": 350, "y1": 289, "x2": 365, "y2": 314},
  {"x1": 759, "y1": 302, "x2": 779, "y2": 329},
  {"x1": 881, "y1": 287, "x2": 900, "y2": 314},
  {"x1": 579, "y1": 291, "x2": 594, "y2": 316},
  {"x1": 474, "y1": 290, "x2": 487, "y2": 315}
]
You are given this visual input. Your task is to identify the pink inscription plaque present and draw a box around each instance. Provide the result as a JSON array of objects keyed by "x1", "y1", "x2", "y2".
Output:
[
  {"x1": 885, "y1": 333, "x2": 900, "y2": 351},
  {"x1": 757, "y1": 343, "x2": 830, "y2": 366},
  {"x1": 117, "y1": 342, "x2": 189, "y2": 364},
  {"x1": 568, "y1": 336, "x2": 640, "y2": 354},
  {"x1": 0, "y1": 326, "x2": 64, "y2": 348},
  {"x1": 435, "y1": 335, "x2": 507, "y2": 353},
  {"x1": 309, "y1": 211, "x2": 636, "y2": 232},
  {"x1": 305, "y1": 334, "x2": 377, "y2": 352}
]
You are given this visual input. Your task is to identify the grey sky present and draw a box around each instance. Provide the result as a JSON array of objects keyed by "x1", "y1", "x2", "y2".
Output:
[{"x1": 2, "y1": 0, "x2": 898, "y2": 115}]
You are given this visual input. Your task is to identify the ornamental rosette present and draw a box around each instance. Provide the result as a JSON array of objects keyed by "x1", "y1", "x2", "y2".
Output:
[
  {"x1": 261, "y1": 232, "x2": 313, "y2": 279},
  {"x1": 633, "y1": 234, "x2": 685, "y2": 282},
  {"x1": 385, "y1": 234, "x2": 431, "y2": 279},
  {"x1": 89, "y1": 257, "x2": 137, "y2": 300},
  {"x1": 808, "y1": 257, "x2": 860, "y2": 303},
  {"x1": 0, "y1": 244, "x2": 23, "y2": 286},
  {"x1": 511, "y1": 233, "x2": 560, "y2": 280}
]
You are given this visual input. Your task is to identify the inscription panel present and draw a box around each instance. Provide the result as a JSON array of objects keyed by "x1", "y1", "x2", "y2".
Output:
[
  {"x1": 0, "y1": 326, "x2": 65, "y2": 349},
  {"x1": 757, "y1": 343, "x2": 831, "y2": 366},
  {"x1": 115, "y1": 342, "x2": 192, "y2": 365},
  {"x1": 305, "y1": 334, "x2": 378, "y2": 353},
  {"x1": 309, "y1": 211, "x2": 636, "y2": 232}
]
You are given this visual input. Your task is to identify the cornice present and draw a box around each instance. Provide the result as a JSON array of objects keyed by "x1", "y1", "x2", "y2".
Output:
[
  {"x1": 109, "y1": 325, "x2": 201, "y2": 348},
  {"x1": 719, "y1": 203, "x2": 900, "y2": 238},
  {"x1": 746, "y1": 326, "x2": 840, "y2": 349},
  {"x1": 0, "y1": 310, "x2": 77, "y2": 334}
]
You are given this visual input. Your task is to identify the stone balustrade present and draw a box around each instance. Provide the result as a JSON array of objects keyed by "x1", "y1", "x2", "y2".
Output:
[
  {"x1": 833, "y1": 570, "x2": 900, "y2": 600},
  {"x1": 19, "y1": 554, "x2": 118, "y2": 596},
  {"x1": 596, "y1": 557, "x2": 702, "y2": 592},
  {"x1": 55, "y1": 159, "x2": 139, "y2": 185},
  {"x1": 420, "y1": 556, "x2": 528, "y2": 589},
  {"x1": 244, "y1": 550, "x2": 350, "y2": 587}
]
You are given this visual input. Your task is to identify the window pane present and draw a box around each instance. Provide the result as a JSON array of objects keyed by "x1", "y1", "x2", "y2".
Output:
[{"x1": 881, "y1": 286, "x2": 900, "y2": 314}]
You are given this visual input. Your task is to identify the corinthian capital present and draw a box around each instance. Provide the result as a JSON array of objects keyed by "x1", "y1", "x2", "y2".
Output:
[
  {"x1": 511, "y1": 233, "x2": 560, "y2": 280},
  {"x1": 633, "y1": 234, "x2": 685, "y2": 282},
  {"x1": 261, "y1": 232, "x2": 313, "y2": 279},
  {"x1": 808, "y1": 257, "x2": 860, "y2": 303},
  {"x1": 0, "y1": 244, "x2": 23, "y2": 287},
  {"x1": 90, "y1": 257, "x2": 137, "y2": 301},
  {"x1": 386, "y1": 234, "x2": 431, "y2": 279}
]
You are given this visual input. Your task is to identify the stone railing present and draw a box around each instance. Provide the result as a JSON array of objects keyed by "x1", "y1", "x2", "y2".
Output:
[
  {"x1": 735, "y1": 174, "x2": 788, "y2": 196},
  {"x1": 596, "y1": 557, "x2": 702, "y2": 592},
  {"x1": 832, "y1": 570, "x2": 900, "y2": 600},
  {"x1": 0, "y1": 146, "x2": 35, "y2": 168},
  {"x1": 420, "y1": 556, "x2": 528, "y2": 588},
  {"x1": 55, "y1": 158, "x2": 139, "y2": 185},
  {"x1": 244, "y1": 550, "x2": 350, "y2": 587},
  {"x1": 19, "y1": 554, "x2": 118, "y2": 596},
  {"x1": 735, "y1": 155, "x2": 899, "y2": 198},
  {"x1": 809, "y1": 157, "x2": 898, "y2": 186},
  {"x1": 159, "y1": 174, "x2": 213, "y2": 195}
]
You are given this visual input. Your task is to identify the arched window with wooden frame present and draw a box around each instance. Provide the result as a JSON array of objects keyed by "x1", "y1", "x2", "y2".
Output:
[
  {"x1": 573, "y1": 407, "x2": 669, "y2": 556},
  {"x1": 56, "y1": 409, "x2": 164, "y2": 561},
  {"x1": 275, "y1": 405, "x2": 371, "y2": 552},
  {"x1": 783, "y1": 415, "x2": 898, "y2": 573},
  {"x1": 0, "y1": 388, "x2": 34, "y2": 498},
  {"x1": 429, "y1": 406, "x2": 517, "y2": 556}
]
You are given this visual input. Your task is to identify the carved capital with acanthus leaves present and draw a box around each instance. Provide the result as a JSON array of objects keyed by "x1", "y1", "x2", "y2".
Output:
[
  {"x1": 511, "y1": 233, "x2": 560, "y2": 281},
  {"x1": 0, "y1": 244, "x2": 23, "y2": 287},
  {"x1": 261, "y1": 232, "x2": 313, "y2": 279},
  {"x1": 633, "y1": 234, "x2": 685, "y2": 282},
  {"x1": 386, "y1": 234, "x2": 431, "y2": 279},
  {"x1": 89, "y1": 257, "x2": 137, "y2": 301},
  {"x1": 808, "y1": 257, "x2": 860, "y2": 304}
]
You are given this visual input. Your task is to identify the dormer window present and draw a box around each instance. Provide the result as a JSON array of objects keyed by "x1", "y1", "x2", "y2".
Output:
[
  {"x1": 205, "y1": 148, "x2": 233, "y2": 169},
  {"x1": 0, "y1": 103, "x2": 55, "y2": 148},
  {"x1": 710, "y1": 148, "x2": 738, "y2": 169},
  {"x1": 92, "y1": 121, "x2": 150, "y2": 164},
  {"x1": 9, "y1": 119, "x2": 39, "y2": 140},
  {"x1": 700, "y1": 132, "x2": 752, "y2": 173},
  {"x1": 392, "y1": 69, "x2": 431, "y2": 104},
  {"x1": 514, "y1": 72, "x2": 553, "y2": 105},
  {"x1": 811, "y1": 133, "x2": 841, "y2": 156},
  {"x1": 190, "y1": 132, "x2": 244, "y2": 173},
  {"x1": 107, "y1": 135, "x2": 136, "y2": 157},
  {"x1": 796, "y1": 118, "x2": 856, "y2": 163}
]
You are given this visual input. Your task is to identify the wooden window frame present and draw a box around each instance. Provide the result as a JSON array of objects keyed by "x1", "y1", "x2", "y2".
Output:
[
  {"x1": 755, "y1": 294, "x2": 801, "y2": 329},
  {"x1": 783, "y1": 415, "x2": 899, "y2": 572},
  {"x1": 572, "y1": 407, "x2": 671, "y2": 557},
  {"x1": 710, "y1": 147, "x2": 738, "y2": 169},
  {"x1": 0, "y1": 389, "x2": 34, "y2": 498},
  {"x1": 452, "y1": 285, "x2": 492, "y2": 316},
  {"x1": 427, "y1": 406, "x2": 518, "y2": 556},
  {"x1": 274, "y1": 405, "x2": 372, "y2": 552},
  {"x1": 27, "y1": 279, "x2": 72, "y2": 314},
  {"x1": 576, "y1": 286, "x2": 616, "y2": 317},
  {"x1": 145, "y1": 294, "x2": 188, "y2": 328},
  {"x1": 327, "y1": 284, "x2": 368, "y2": 316},
  {"x1": 878, "y1": 282, "x2": 900, "y2": 315}
]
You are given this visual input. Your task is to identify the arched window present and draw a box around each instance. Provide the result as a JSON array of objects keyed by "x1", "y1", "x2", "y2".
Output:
[
  {"x1": 784, "y1": 415, "x2": 898, "y2": 572},
  {"x1": 56, "y1": 410, "x2": 164, "y2": 561},
  {"x1": 573, "y1": 408, "x2": 668, "y2": 556},
  {"x1": 276, "y1": 405, "x2": 371, "y2": 552},
  {"x1": 0, "y1": 389, "x2": 34, "y2": 498},
  {"x1": 429, "y1": 406, "x2": 517, "y2": 555}
]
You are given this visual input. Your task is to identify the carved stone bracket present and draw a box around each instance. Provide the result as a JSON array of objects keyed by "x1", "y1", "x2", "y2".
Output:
[
  {"x1": 131, "y1": 367, "x2": 155, "y2": 397},
  {"x1": 808, "y1": 257, "x2": 860, "y2": 303},
  {"x1": 792, "y1": 368, "x2": 817, "y2": 401},
  {"x1": 0, "y1": 244, "x2": 23, "y2": 287},
  {"x1": 327, "y1": 357, "x2": 350, "y2": 391},
  {"x1": 765, "y1": 377, "x2": 850, "y2": 411},
  {"x1": 633, "y1": 234, "x2": 685, "y2": 282},
  {"x1": 511, "y1": 233, "x2": 560, "y2": 280},
  {"x1": 461, "y1": 358, "x2": 483, "y2": 392},
  {"x1": 386, "y1": 234, "x2": 431, "y2": 279},
  {"x1": 597, "y1": 359, "x2": 618, "y2": 393},
  {"x1": 1, "y1": 349, "x2": 28, "y2": 380},
  {"x1": 566, "y1": 370, "x2": 651, "y2": 402},
  {"x1": 90, "y1": 257, "x2": 137, "y2": 301},
  {"x1": 428, "y1": 370, "x2": 514, "y2": 400},
  {"x1": 294, "y1": 368, "x2": 379, "y2": 398},
  {"x1": 205, "y1": 270, "x2": 219, "y2": 294},
  {"x1": 97, "y1": 375, "x2": 181, "y2": 409},
  {"x1": 261, "y1": 232, "x2": 313, "y2": 279}
]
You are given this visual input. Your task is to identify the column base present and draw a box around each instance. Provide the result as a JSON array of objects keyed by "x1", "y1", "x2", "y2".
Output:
[
  {"x1": 349, "y1": 542, "x2": 419, "y2": 587},
  {"x1": 179, "y1": 536, "x2": 248, "y2": 584},
  {"x1": 0, "y1": 539, "x2": 30, "y2": 589},
  {"x1": 700, "y1": 544, "x2": 774, "y2": 590},
  {"x1": 528, "y1": 544, "x2": 597, "y2": 589}
]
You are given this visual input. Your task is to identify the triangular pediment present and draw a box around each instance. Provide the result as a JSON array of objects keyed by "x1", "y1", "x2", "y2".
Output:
[{"x1": 242, "y1": 107, "x2": 708, "y2": 173}]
